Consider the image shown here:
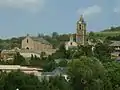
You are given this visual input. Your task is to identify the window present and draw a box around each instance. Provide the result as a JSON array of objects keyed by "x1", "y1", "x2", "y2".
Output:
[
  {"x1": 119, "y1": 54, "x2": 120, "y2": 56},
  {"x1": 79, "y1": 24, "x2": 81, "y2": 30},
  {"x1": 27, "y1": 39, "x2": 28, "y2": 43}
]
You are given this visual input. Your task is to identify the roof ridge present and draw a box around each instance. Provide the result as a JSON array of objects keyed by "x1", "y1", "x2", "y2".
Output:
[{"x1": 30, "y1": 36, "x2": 51, "y2": 45}]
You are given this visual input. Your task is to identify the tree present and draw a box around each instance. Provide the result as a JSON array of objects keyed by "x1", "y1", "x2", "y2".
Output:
[
  {"x1": 58, "y1": 59, "x2": 68, "y2": 67},
  {"x1": 89, "y1": 31, "x2": 95, "y2": 39},
  {"x1": 43, "y1": 59, "x2": 57, "y2": 72},
  {"x1": 78, "y1": 45, "x2": 93, "y2": 57},
  {"x1": 0, "y1": 70, "x2": 72, "y2": 90},
  {"x1": 40, "y1": 52, "x2": 46, "y2": 60},
  {"x1": 41, "y1": 76, "x2": 72, "y2": 90},
  {"x1": 13, "y1": 52, "x2": 27, "y2": 65},
  {"x1": 52, "y1": 32, "x2": 58, "y2": 38},
  {"x1": 52, "y1": 43, "x2": 66, "y2": 59},
  {"x1": 0, "y1": 72, "x2": 7, "y2": 90},
  {"x1": 68, "y1": 56, "x2": 112, "y2": 90},
  {"x1": 4, "y1": 71, "x2": 41, "y2": 90},
  {"x1": 94, "y1": 42, "x2": 113, "y2": 63},
  {"x1": 104, "y1": 61, "x2": 120, "y2": 89},
  {"x1": 29, "y1": 55, "x2": 43, "y2": 67},
  {"x1": 37, "y1": 33, "x2": 44, "y2": 38},
  {"x1": 30, "y1": 54, "x2": 34, "y2": 61},
  {"x1": 67, "y1": 45, "x2": 93, "y2": 59}
]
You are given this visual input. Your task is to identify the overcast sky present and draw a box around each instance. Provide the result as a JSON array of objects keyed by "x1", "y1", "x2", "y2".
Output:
[{"x1": 0, "y1": 0, "x2": 120, "y2": 38}]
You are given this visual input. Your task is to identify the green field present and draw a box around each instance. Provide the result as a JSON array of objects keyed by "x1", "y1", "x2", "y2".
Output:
[
  {"x1": 95, "y1": 31, "x2": 120, "y2": 36},
  {"x1": 92, "y1": 31, "x2": 120, "y2": 40},
  {"x1": 86, "y1": 31, "x2": 120, "y2": 40}
]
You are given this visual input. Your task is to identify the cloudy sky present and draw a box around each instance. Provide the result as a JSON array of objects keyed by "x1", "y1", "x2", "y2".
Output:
[{"x1": 0, "y1": 0, "x2": 120, "y2": 38}]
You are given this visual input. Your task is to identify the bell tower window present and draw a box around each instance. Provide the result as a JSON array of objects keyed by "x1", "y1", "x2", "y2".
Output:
[{"x1": 79, "y1": 24, "x2": 81, "y2": 30}]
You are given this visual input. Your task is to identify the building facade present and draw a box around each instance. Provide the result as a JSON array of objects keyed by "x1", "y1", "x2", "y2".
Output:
[{"x1": 21, "y1": 35, "x2": 53, "y2": 52}]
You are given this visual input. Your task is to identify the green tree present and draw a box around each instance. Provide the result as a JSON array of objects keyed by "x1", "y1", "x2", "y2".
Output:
[
  {"x1": 52, "y1": 32, "x2": 59, "y2": 38},
  {"x1": 58, "y1": 59, "x2": 68, "y2": 67},
  {"x1": 104, "y1": 61, "x2": 120, "y2": 89},
  {"x1": 68, "y1": 56, "x2": 112, "y2": 90},
  {"x1": 40, "y1": 52, "x2": 46, "y2": 60},
  {"x1": 29, "y1": 55, "x2": 43, "y2": 67},
  {"x1": 41, "y1": 76, "x2": 72, "y2": 90},
  {"x1": 43, "y1": 59, "x2": 57, "y2": 72},
  {"x1": 68, "y1": 45, "x2": 93, "y2": 59},
  {"x1": 13, "y1": 52, "x2": 27, "y2": 65},
  {"x1": 89, "y1": 31, "x2": 95, "y2": 39},
  {"x1": 0, "y1": 72, "x2": 7, "y2": 90},
  {"x1": 79, "y1": 45, "x2": 93, "y2": 56},
  {"x1": 52, "y1": 43, "x2": 66, "y2": 59},
  {"x1": 94, "y1": 42, "x2": 113, "y2": 63},
  {"x1": 4, "y1": 71, "x2": 41, "y2": 90}
]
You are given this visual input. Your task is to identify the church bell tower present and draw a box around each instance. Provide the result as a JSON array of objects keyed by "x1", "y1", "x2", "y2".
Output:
[{"x1": 76, "y1": 15, "x2": 87, "y2": 45}]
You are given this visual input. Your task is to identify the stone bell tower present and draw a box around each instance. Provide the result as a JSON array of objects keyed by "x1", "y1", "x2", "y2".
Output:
[{"x1": 76, "y1": 15, "x2": 87, "y2": 45}]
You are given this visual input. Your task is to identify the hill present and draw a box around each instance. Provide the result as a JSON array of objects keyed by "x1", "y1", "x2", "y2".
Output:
[
  {"x1": 93, "y1": 26, "x2": 120, "y2": 39},
  {"x1": 102, "y1": 26, "x2": 120, "y2": 32}
]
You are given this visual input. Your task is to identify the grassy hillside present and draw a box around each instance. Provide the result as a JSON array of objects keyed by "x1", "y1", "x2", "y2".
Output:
[
  {"x1": 93, "y1": 26, "x2": 120, "y2": 39},
  {"x1": 102, "y1": 26, "x2": 120, "y2": 32},
  {"x1": 95, "y1": 31, "x2": 120, "y2": 36}
]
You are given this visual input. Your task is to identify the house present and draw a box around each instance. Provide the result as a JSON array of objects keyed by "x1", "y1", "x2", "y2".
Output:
[
  {"x1": 39, "y1": 67, "x2": 68, "y2": 81},
  {"x1": 110, "y1": 41, "x2": 120, "y2": 59}
]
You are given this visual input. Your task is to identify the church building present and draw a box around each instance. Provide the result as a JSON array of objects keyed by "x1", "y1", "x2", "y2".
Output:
[
  {"x1": 65, "y1": 15, "x2": 87, "y2": 50},
  {"x1": 21, "y1": 34, "x2": 53, "y2": 51}
]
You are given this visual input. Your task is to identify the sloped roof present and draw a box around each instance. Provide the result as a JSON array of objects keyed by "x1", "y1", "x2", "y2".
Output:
[
  {"x1": 52, "y1": 67, "x2": 67, "y2": 74},
  {"x1": 41, "y1": 67, "x2": 67, "y2": 76},
  {"x1": 110, "y1": 41, "x2": 120, "y2": 46},
  {"x1": 31, "y1": 37, "x2": 51, "y2": 45}
]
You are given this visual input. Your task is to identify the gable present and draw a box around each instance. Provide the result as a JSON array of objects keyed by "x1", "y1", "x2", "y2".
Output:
[{"x1": 22, "y1": 36, "x2": 33, "y2": 43}]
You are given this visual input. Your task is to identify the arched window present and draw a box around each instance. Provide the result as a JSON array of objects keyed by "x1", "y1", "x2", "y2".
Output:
[
  {"x1": 79, "y1": 24, "x2": 82, "y2": 30},
  {"x1": 27, "y1": 39, "x2": 28, "y2": 43}
]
